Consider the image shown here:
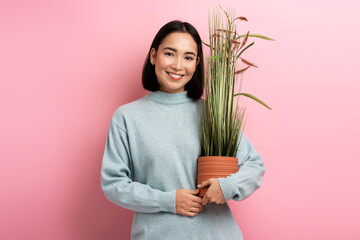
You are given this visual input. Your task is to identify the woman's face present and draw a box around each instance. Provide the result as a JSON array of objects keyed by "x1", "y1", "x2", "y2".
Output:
[{"x1": 150, "y1": 32, "x2": 199, "y2": 93}]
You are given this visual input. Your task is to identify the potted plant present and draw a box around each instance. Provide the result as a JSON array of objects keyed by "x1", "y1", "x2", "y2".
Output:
[{"x1": 197, "y1": 7, "x2": 274, "y2": 197}]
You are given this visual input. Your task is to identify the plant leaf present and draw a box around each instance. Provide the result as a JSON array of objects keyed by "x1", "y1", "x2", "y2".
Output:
[
  {"x1": 202, "y1": 40, "x2": 211, "y2": 48},
  {"x1": 235, "y1": 66, "x2": 250, "y2": 74},
  {"x1": 239, "y1": 31, "x2": 249, "y2": 49},
  {"x1": 231, "y1": 39, "x2": 241, "y2": 45},
  {"x1": 216, "y1": 29, "x2": 235, "y2": 34},
  {"x1": 234, "y1": 93, "x2": 272, "y2": 109},
  {"x1": 240, "y1": 57, "x2": 258, "y2": 68},
  {"x1": 237, "y1": 42, "x2": 255, "y2": 58},
  {"x1": 235, "y1": 16, "x2": 248, "y2": 21},
  {"x1": 236, "y1": 33, "x2": 275, "y2": 41},
  {"x1": 207, "y1": 56, "x2": 219, "y2": 60}
]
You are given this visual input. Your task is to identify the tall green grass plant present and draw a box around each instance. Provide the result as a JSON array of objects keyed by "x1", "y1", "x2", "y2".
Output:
[{"x1": 200, "y1": 7, "x2": 273, "y2": 157}]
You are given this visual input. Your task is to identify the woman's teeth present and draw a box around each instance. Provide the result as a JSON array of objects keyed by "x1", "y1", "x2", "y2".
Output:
[{"x1": 168, "y1": 72, "x2": 182, "y2": 79}]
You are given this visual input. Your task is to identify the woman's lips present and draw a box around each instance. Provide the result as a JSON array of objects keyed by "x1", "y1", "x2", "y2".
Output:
[{"x1": 167, "y1": 72, "x2": 183, "y2": 80}]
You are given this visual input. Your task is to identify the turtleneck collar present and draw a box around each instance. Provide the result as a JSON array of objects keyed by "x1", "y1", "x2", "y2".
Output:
[{"x1": 147, "y1": 90, "x2": 192, "y2": 105}]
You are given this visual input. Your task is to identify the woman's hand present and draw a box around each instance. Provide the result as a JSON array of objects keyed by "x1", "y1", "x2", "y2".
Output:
[
  {"x1": 175, "y1": 189, "x2": 204, "y2": 217},
  {"x1": 198, "y1": 178, "x2": 226, "y2": 205}
]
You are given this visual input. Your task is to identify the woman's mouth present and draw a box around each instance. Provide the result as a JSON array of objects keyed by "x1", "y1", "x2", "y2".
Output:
[{"x1": 167, "y1": 72, "x2": 183, "y2": 80}]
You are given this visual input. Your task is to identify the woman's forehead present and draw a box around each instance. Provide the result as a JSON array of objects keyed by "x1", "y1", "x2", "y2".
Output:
[{"x1": 159, "y1": 32, "x2": 198, "y2": 53}]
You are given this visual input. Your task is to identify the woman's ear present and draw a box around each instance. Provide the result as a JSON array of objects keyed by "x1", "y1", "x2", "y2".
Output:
[
  {"x1": 196, "y1": 56, "x2": 200, "y2": 65},
  {"x1": 150, "y1": 48, "x2": 156, "y2": 65}
]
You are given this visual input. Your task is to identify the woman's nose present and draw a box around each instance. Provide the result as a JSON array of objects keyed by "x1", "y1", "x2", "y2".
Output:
[{"x1": 172, "y1": 57, "x2": 183, "y2": 70}]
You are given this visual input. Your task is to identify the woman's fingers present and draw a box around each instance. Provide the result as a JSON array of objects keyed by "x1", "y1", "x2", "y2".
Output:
[
  {"x1": 191, "y1": 194, "x2": 203, "y2": 203},
  {"x1": 191, "y1": 201, "x2": 203, "y2": 208},
  {"x1": 185, "y1": 188, "x2": 200, "y2": 194},
  {"x1": 197, "y1": 179, "x2": 211, "y2": 188},
  {"x1": 176, "y1": 189, "x2": 205, "y2": 217},
  {"x1": 190, "y1": 206, "x2": 203, "y2": 212},
  {"x1": 184, "y1": 206, "x2": 203, "y2": 217},
  {"x1": 200, "y1": 179, "x2": 226, "y2": 205},
  {"x1": 186, "y1": 211, "x2": 198, "y2": 217}
]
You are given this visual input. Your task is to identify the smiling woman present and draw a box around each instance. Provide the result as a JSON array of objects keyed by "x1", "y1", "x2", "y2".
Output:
[
  {"x1": 149, "y1": 32, "x2": 200, "y2": 93},
  {"x1": 142, "y1": 21, "x2": 204, "y2": 100},
  {"x1": 100, "y1": 20, "x2": 263, "y2": 240}
]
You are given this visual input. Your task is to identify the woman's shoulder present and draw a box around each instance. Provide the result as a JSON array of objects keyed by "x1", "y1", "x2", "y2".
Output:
[
  {"x1": 115, "y1": 96, "x2": 145, "y2": 112},
  {"x1": 110, "y1": 95, "x2": 149, "y2": 125},
  {"x1": 195, "y1": 98, "x2": 204, "y2": 112},
  {"x1": 196, "y1": 98, "x2": 204, "y2": 106}
]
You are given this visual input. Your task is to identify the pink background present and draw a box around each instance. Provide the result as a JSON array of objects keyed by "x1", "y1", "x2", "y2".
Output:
[{"x1": 1, "y1": 0, "x2": 359, "y2": 239}]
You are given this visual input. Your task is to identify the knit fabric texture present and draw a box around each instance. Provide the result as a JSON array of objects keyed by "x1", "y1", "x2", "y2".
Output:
[{"x1": 101, "y1": 90, "x2": 265, "y2": 240}]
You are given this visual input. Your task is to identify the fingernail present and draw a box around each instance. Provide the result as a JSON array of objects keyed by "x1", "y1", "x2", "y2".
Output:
[{"x1": 197, "y1": 184, "x2": 200, "y2": 187}]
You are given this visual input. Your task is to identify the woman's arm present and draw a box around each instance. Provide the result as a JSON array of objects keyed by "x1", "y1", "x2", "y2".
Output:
[
  {"x1": 101, "y1": 120, "x2": 176, "y2": 213},
  {"x1": 217, "y1": 134, "x2": 266, "y2": 202}
]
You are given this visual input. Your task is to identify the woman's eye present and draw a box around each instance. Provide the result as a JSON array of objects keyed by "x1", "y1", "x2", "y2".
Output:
[
  {"x1": 165, "y1": 52, "x2": 174, "y2": 56},
  {"x1": 185, "y1": 56, "x2": 194, "y2": 61}
]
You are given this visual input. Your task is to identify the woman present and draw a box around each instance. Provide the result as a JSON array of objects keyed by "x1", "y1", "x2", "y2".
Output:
[{"x1": 101, "y1": 20, "x2": 265, "y2": 240}]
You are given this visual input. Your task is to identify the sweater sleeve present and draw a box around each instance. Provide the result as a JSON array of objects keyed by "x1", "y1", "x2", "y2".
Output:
[
  {"x1": 218, "y1": 134, "x2": 266, "y2": 202},
  {"x1": 100, "y1": 119, "x2": 177, "y2": 213}
]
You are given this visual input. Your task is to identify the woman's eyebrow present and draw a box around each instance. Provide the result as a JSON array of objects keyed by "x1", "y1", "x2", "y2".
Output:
[{"x1": 163, "y1": 47, "x2": 197, "y2": 56}]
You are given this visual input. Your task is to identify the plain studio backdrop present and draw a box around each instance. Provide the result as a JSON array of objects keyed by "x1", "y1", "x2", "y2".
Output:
[{"x1": 1, "y1": 0, "x2": 359, "y2": 239}]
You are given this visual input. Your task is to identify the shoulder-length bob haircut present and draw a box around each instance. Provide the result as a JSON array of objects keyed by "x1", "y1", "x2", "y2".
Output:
[{"x1": 142, "y1": 20, "x2": 204, "y2": 100}]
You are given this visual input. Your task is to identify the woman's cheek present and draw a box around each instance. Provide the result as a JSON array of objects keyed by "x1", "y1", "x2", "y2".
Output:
[{"x1": 189, "y1": 63, "x2": 197, "y2": 74}]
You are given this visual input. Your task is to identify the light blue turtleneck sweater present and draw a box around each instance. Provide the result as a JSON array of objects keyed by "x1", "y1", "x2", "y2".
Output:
[{"x1": 101, "y1": 90, "x2": 265, "y2": 240}]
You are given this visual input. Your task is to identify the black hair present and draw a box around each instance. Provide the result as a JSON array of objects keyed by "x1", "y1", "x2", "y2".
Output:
[{"x1": 142, "y1": 20, "x2": 204, "y2": 100}]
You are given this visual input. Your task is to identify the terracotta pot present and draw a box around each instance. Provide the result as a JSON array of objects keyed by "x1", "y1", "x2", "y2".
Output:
[{"x1": 197, "y1": 156, "x2": 238, "y2": 197}]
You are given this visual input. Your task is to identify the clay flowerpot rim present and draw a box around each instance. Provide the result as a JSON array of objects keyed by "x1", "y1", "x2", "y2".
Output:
[
  {"x1": 198, "y1": 156, "x2": 238, "y2": 160},
  {"x1": 198, "y1": 162, "x2": 237, "y2": 165},
  {"x1": 198, "y1": 156, "x2": 238, "y2": 163},
  {"x1": 198, "y1": 156, "x2": 237, "y2": 159}
]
